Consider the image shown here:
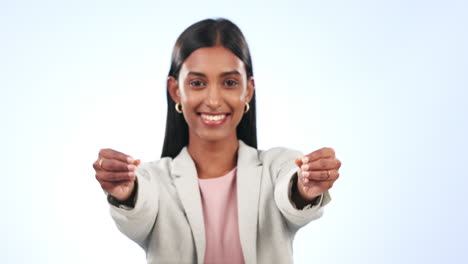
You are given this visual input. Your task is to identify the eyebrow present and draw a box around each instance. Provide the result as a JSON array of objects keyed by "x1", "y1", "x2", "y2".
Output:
[
  {"x1": 220, "y1": 71, "x2": 241, "y2": 77},
  {"x1": 187, "y1": 71, "x2": 241, "y2": 78}
]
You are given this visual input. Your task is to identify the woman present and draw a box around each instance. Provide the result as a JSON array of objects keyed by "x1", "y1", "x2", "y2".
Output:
[{"x1": 93, "y1": 18, "x2": 341, "y2": 264}]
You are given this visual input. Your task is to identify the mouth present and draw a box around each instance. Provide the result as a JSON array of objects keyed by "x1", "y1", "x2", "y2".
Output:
[{"x1": 198, "y1": 113, "x2": 230, "y2": 126}]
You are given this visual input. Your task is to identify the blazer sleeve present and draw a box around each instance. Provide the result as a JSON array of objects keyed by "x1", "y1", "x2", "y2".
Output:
[
  {"x1": 108, "y1": 163, "x2": 160, "y2": 249},
  {"x1": 265, "y1": 148, "x2": 332, "y2": 231}
]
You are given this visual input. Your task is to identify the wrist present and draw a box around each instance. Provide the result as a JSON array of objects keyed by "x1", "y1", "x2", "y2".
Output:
[
  {"x1": 291, "y1": 174, "x2": 321, "y2": 209},
  {"x1": 108, "y1": 179, "x2": 138, "y2": 208}
]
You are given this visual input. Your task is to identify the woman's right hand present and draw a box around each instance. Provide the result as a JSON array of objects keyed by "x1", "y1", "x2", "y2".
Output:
[{"x1": 93, "y1": 149, "x2": 141, "y2": 201}]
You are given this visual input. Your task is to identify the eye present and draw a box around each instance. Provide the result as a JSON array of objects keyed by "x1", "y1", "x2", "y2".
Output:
[
  {"x1": 223, "y1": 79, "x2": 239, "y2": 87},
  {"x1": 189, "y1": 80, "x2": 205, "y2": 88}
]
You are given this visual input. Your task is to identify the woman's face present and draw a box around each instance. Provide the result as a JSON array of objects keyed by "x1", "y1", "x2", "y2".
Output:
[{"x1": 169, "y1": 45, "x2": 254, "y2": 144}]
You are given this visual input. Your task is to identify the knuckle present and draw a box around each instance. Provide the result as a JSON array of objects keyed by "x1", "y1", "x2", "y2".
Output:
[
  {"x1": 110, "y1": 149, "x2": 123, "y2": 159},
  {"x1": 107, "y1": 161, "x2": 116, "y2": 170},
  {"x1": 322, "y1": 171, "x2": 328, "y2": 180},
  {"x1": 320, "y1": 159, "x2": 327, "y2": 169},
  {"x1": 109, "y1": 151, "x2": 118, "y2": 159},
  {"x1": 99, "y1": 181, "x2": 108, "y2": 190},
  {"x1": 98, "y1": 171, "x2": 112, "y2": 181},
  {"x1": 108, "y1": 172, "x2": 117, "y2": 180},
  {"x1": 111, "y1": 161, "x2": 125, "y2": 171},
  {"x1": 99, "y1": 149, "x2": 106, "y2": 156}
]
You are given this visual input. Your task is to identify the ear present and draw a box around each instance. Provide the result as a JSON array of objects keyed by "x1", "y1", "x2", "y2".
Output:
[
  {"x1": 167, "y1": 76, "x2": 181, "y2": 103},
  {"x1": 246, "y1": 76, "x2": 255, "y2": 102}
]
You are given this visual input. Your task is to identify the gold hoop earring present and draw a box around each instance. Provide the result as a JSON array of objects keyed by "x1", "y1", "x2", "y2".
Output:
[
  {"x1": 175, "y1": 103, "x2": 183, "y2": 114},
  {"x1": 244, "y1": 102, "x2": 250, "y2": 114}
]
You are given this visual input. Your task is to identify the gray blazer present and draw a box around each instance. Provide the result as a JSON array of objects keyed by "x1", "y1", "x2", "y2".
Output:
[{"x1": 109, "y1": 141, "x2": 331, "y2": 264}]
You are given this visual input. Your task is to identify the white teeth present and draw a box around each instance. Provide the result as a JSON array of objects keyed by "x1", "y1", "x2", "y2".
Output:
[{"x1": 201, "y1": 114, "x2": 226, "y2": 121}]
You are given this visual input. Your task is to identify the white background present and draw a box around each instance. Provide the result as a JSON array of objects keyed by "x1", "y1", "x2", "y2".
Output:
[{"x1": 2, "y1": 0, "x2": 467, "y2": 263}]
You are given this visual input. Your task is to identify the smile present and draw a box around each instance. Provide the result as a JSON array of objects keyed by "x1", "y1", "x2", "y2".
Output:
[
  {"x1": 201, "y1": 114, "x2": 226, "y2": 121},
  {"x1": 199, "y1": 113, "x2": 229, "y2": 126}
]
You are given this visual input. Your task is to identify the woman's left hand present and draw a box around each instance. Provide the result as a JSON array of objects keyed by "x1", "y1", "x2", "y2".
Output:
[{"x1": 295, "y1": 147, "x2": 341, "y2": 201}]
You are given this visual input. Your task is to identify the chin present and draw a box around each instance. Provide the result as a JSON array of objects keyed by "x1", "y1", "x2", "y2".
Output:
[{"x1": 194, "y1": 129, "x2": 237, "y2": 143}]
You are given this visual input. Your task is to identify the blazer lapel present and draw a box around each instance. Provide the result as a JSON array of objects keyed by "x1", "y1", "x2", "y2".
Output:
[
  {"x1": 236, "y1": 141, "x2": 263, "y2": 264},
  {"x1": 172, "y1": 147, "x2": 206, "y2": 264}
]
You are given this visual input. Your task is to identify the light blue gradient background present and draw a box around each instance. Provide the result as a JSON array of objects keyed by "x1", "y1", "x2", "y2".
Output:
[{"x1": 2, "y1": 0, "x2": 467, "y2": 263}]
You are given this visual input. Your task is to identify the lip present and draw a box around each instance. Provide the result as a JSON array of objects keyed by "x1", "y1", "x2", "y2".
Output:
[{"x1": 198, "y1": 112, "x2": 230, "y2": 126}]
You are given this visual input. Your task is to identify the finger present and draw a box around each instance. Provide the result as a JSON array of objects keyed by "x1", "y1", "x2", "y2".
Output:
[
  {"x1": 99, "y1": 148, "x2": 135, "y2": 164},
  {"x1": 301, "y1": 170, "x2": 339, "y2": 182},
  {"x1": 302, "y1": 181, "x2": 333, "y2": 195},
  {"x1": 301, "y1": 169, "x2": 340, "y2": 182},
  {"x1": 294, "y1": 158, "x2": 303, "y2": 168},
  {"x1": 302, "y1": 179, "x2": 334, "y2": 191},
  {"x1": 302, "y1": 147, "x2": 335, "y2": 163},
  {"x1": 301, "y1": 158, "x2": 341, "y2": 171},
  {"x1": 100, "y1": 159, "x2": 137, "y2": 172},
  {"x1": 96, "y1": 171, "x2": 136, "y2": 182}
]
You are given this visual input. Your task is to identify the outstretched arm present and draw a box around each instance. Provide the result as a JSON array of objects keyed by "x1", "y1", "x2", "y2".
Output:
[{"x1": 93, "y1": 149, "x2": 159, "y2": 249}]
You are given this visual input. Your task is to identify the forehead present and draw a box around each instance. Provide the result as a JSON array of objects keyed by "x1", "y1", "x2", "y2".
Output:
[{"x1": 180, "y1": 46, "x2": 246, "y2": 75}]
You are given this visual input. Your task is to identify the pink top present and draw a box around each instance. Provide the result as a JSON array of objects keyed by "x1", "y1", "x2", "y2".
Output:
[{"x1": 198, "y1": 168, "x2": 245, "y2": 264}]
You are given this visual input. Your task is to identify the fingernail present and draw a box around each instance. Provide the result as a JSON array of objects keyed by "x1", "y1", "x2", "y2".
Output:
[
  {"x1": 127, "y1": 156, "x2": 135, "y2": 164},
  {"x1": 128, "y1": 165, "x2": 136, "y2": 171},
  {"x1": 303, "y1": 178, "x2": 309, "y2": 183},
  {"x1": 301, "y1": 164, "x2": 309, "y2": 171},
  {"x1": 302, "y1": 157, "x2": 309, "y2": 163},
  {"x1": 302, "y1": 171, "x2": 309, "y2": 177},
  {"x1": 303, "y1": 186, "x2": 309, "y2": 192},
  {"x1": 294, "y1": 158, "x2": 302, "y2": 167},
  {"x1": 128, "y1": 172, "x2": 135, "y2": 180}
]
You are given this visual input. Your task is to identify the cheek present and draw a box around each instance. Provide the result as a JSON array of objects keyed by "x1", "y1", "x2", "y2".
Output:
[
  {"x1": 180, "y1": 91, "x2": 202, "y2": 108},
  {"x1": 178, "y1": 87, "x2": 189, "y2": 102},
  {"x1": 179, "y1": 84, "x2": 197, "y2": 101},
  {"x1": 231, "y1": 98, "x2": 246, "y2": 117},
  {"x1": 238, "y1": 89, "x2": 247, "y2": 100}
]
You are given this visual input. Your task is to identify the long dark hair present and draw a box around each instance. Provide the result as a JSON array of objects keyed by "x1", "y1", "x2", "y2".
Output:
[{"x1": 161, "y1": 18, "x2": 257, "y2": 158}]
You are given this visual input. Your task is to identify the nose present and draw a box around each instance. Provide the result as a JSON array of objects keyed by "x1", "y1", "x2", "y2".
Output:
[{"x1": 206, "y1": 85, "x2": 221, "y2": 109}]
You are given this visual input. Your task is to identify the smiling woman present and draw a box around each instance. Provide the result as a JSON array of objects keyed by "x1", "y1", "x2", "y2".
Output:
[
  {"x1": 92, "y1": 18, "x2": 341, "y2": 264},
  {"x1": 167, "y1": 46, "x2": 254, "y2": 158},
  {"x1": 163, "y1": 18, "x2": 257, "y2": 159}
]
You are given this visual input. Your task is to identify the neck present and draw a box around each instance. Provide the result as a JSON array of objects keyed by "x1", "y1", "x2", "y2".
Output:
[{"x1": 187, "y1": 134, "x2": 239, "y2": 179}]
